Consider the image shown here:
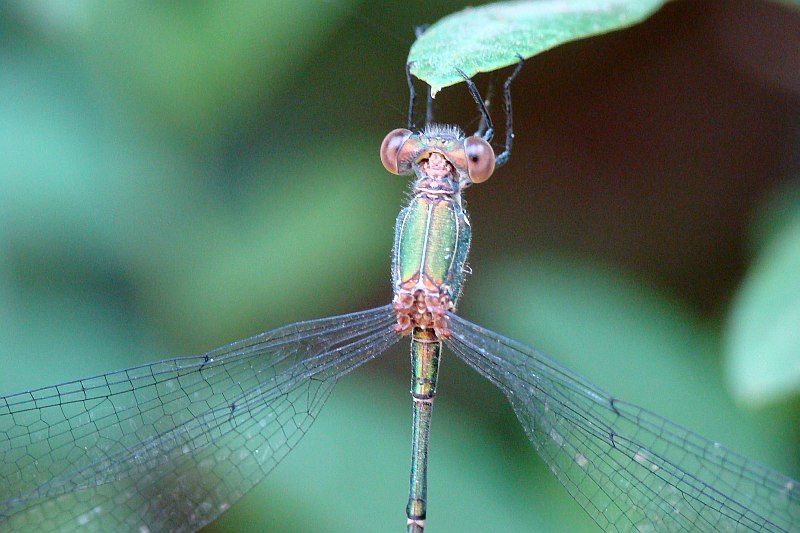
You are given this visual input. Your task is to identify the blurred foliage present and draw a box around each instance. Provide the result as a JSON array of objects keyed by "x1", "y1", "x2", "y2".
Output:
[
  {"x1": 1, "y1": 1, "x2": 799, "y2": 532},
  {"x1": 726, "y1": 184, "x2": 800, "y2": 404}
]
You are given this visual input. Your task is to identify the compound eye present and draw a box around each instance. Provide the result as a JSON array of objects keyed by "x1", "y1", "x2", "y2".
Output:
[
  {"x1": 464, "y1": 136, "x2": 495, "y2": 183},
  {"x1": 380, "y1": 128, "x2": 413, "y2": 175}
]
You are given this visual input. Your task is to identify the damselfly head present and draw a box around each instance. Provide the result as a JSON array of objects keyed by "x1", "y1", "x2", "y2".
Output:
[{"x1": 379, "y1": 125, "x2": 495, "y2": 184}]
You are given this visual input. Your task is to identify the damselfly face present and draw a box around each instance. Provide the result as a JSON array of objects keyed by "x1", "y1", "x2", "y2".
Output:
[{"x1": 380, "y1": 124, "x2": 495, "y2": 187}]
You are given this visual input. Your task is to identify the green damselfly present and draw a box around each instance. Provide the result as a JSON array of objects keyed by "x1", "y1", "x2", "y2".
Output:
[{"x1": 1, "y1": 60, "x2": 799, "y2": 532}]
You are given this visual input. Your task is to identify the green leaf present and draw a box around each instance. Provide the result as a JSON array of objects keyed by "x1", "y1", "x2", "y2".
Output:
[
  {"x1": 408, "y1": 0, "x2": 666, "y2": 95},
  {"x1": 726, "y1": 195, "x2": 800, "y2": 404},
  {"x1": 745, "y1": 183, "x2": 800, "y2": 257}
]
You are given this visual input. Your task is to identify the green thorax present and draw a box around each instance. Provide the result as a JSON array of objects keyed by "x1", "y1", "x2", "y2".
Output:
[{"x1": 392, "y1": 192, "x2": 471, "y2": 307}]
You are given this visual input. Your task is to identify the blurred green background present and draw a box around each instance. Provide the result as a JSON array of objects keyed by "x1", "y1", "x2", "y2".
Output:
[{"x1": 1, "y1": 1, "x2": 799, "y2": 532}]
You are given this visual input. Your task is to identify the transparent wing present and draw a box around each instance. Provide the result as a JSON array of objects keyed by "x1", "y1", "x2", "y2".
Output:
[
  {"x1": 0, "y1": 305, "x2": 399, "y2": 532},
  {"x1": 445, "y1": 313, "x2": 800, "y2": 533}
]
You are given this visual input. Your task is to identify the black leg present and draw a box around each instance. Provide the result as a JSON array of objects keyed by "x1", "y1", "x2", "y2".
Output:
[
  {"x1": 495, "y1": 54, "x2": 524, "y2": 168},
  {"x1": 424, "y1": 84, "x2": 433, "y2": 128},
  {"x1": 406, "y1": 61, "x2": 416, "y2": 130},
  {"x1": 411, "y1": 26, "x2": 435, "y2": 128},
  {"x1": 455, "y1": 67, "x2": 495, "y2": 143},
  {"x1": 474, "y1": 72, "x2": 498, "y2": 138}
]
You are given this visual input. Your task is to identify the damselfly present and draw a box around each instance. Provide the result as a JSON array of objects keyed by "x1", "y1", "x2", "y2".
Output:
[{"x1": 1, "y1": 59, "x2": 798, "y2": 533}]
